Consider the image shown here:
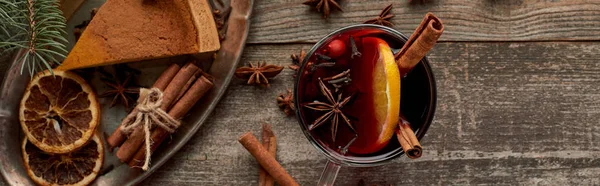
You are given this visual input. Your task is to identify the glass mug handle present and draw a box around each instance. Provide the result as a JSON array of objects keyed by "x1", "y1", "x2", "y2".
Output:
[{"x1": 318, "y1": 160, "x2": 342, "y2": 186}]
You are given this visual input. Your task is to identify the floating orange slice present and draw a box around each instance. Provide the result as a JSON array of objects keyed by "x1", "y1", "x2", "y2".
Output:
[
  {"x1": 19, "y1": 70, "x2": 100, "y2": 154},
  {"x1": 349, "y1": 37, "x2": 400, "y2": 154}
]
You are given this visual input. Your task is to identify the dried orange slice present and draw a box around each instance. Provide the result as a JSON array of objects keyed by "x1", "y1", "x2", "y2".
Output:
[
  {"x1": 22, "y1": 134, "x2": 104, "y2": 186},
  {"x1": 19, "y1": 70, "x2": 100, "y2": 154}
]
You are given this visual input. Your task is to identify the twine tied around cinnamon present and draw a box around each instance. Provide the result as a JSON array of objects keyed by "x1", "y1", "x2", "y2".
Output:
[{"x1": 120, "y1": 88, "x2": 180, "y2": 170}]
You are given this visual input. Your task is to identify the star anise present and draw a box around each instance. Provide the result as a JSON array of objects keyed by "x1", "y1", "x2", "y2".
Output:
[
  {"x1": 277, "y1": 89, "x2": 295, "y2": 116},
  {"x1": 364, "y1": 4, "x2": 394, "y2": 27},
  {"x1": 304, "y1": 78, "x2": 355, "y2": 142},
  {"x1": 99, "y1": 65, "x2": 141, "y2": 110},
  {"x1": 290, "y1": 49, "x2": 306, "y2": 71},
  {"x1": 234, "y1": 61, "x2": 284, "y2": 87},
  {"x1": 289, "y1": 49, "x2": 309, "y2": 78},
  {"x1": 303, "y1": 0, "x2": 343, "y2": 19}
]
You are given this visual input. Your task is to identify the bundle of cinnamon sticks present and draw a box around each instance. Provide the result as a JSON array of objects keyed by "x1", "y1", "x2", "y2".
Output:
[{"x1": 107, "y1": 61, "x2": 214, "y2": 169}]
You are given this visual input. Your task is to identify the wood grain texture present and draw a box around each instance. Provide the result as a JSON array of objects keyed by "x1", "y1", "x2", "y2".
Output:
[
  {"x1": 135, "y1": 42, "x2": 600, "y2": 185},
  {"x1": 1, "y1": 43, "x2": 599, "y2": 185},
  {"x1": 247, "y1": 0, "x2": 600, "y2": 43},
  {"x1": 2, "y1": 1, "x2": 600, "y2": 185}
]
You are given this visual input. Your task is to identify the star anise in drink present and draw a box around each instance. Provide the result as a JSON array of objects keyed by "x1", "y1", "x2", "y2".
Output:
[
  {"x1": 234, "y1": 61, "x2": 284, "y2": 87},
  {"x1": 364, "y1": 4, "x2": 394, "y2": 27},
  {"x1": 304, "y1": 78, "x2": 355, "y2": 142},
  {"x1": 277, "y1": 89, "x2": 295, "y2": 116},
  {"x1": 303, "y1": 0, "x2": 343, "y2": 19}
]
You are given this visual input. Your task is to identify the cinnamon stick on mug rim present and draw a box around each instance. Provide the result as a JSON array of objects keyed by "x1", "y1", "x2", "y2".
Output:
[
  {"x1": 128, "y1": 75, "x2": 214, "y2": 167},
  {"x1": 107, "y1": 63, "x2": 181, "y2": 151},
  {"x1": 116, "y1": 62, "x2": 200, "y2": 162},
  {"x1": 395, "y1": 12, "x2": 444, "y2": 76},
  {"x1": 239, "y1": 132, "x2": 299, "y2": 186},
  {"x1": 259, "y1": 124, "x2": 276, "y2": 186},
  {"x1": 396, "y1": 117, "x2": 422, "y2": 159}
]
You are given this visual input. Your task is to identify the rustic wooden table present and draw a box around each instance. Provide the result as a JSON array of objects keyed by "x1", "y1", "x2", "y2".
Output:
[{"x1": 2, "y1": 0, "x2": 600, "y2": 185}]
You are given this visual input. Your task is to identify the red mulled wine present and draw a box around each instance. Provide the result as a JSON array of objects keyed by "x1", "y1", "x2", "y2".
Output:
[{"x1": 297, "y1": 28, "x2": 433, "y2": 157}]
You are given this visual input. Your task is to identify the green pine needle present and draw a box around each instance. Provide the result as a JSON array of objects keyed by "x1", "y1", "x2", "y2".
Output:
[{"x1": 1, "y1": 0, "x2": 68, "y2": 77}]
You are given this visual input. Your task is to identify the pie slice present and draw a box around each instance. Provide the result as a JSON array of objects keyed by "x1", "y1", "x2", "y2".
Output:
[{"x1": 57, "y1": 0, "x2": 220, "y2": 71}]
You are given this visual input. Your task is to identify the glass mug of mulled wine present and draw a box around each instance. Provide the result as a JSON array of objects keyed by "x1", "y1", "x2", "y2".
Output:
[{"x1": 293, "y1": 24, "x2": 437, "y2": 185}]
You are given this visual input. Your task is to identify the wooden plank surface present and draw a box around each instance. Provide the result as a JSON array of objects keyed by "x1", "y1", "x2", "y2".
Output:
[
  {"x1": 138, "y1": 42, "x2": 600, "y2": 185},
  {"x1": 2, "y1": 0, "x2": 600, "y2": 185},
  {"x1": 247, "y1": 0, "x2": 600, "y2": 43}
]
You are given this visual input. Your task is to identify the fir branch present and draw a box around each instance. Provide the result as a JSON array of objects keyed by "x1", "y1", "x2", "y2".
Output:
[{"x1": 0, "y1": 0, "x2": 67, "y2": 77}]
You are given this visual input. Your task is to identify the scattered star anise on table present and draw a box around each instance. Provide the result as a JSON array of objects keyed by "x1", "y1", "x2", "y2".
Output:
[
  {"x1": 364, "y1": 4, "x2": 394, "y2": 27},
  {"x1": 234, "y1": 61, "x2": 284, "y2": 87},
  {"x1": 99, "y1": 65, "x2": 141, "y2": 110},
  {"x1": 304, "y1": 78, "x2": 355, "y2": 142},
  {"x1": 277, "y1": 89, "x2": 295, "y2": 116},
  {"x1": 303, "y1": 0, "x2": 343, "y2": 19},
  {"x1": 290, "y1": 49, "x2": 310, "y2": 78}
]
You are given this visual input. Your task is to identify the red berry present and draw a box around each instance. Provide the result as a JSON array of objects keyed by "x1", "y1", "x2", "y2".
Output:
[{"x1": 326, "y1": 39, "x2": 346, "y2": 58}]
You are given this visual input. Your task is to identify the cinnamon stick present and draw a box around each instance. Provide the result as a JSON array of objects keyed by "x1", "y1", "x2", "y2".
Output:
[
  {"x1": 172, "y1": 68, "x2": 203, "y2": 107},
  {"x1": 165, "y1": 75, "x2": 213, "y2": 119},
  {"x1": 395, "y1": 12, "x2": 444, "y2": 76},
  {"x1": 259, "y1": 124, "x2": 276, "y2": 186},
  {"x1": 396, "y1": 117, "x2": 422, "y2": 159},
  {"x1": 154, "y1": 63, "x2": 183, "y2": 90},
  {"x1": 107, "y1": 63, "x2": 181, "y2": 150},
  {"x1": 128, "y1": 76, "x2": 214, "y2": 166},
  {"x1": 116, "y1": 62, "x2": 199, "y2": 162},
  {"x1": 238, "y1": 132, "x2": 299, "y2": 186}
]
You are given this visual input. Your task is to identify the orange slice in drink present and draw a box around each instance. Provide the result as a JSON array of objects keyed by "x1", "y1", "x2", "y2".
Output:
[{"x1": 349, "y1": 37, "x2": 400, "y2": 154}]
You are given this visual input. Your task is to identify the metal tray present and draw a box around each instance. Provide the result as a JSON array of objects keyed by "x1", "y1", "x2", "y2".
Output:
[{"x1": 0, "y1": 0, "x2": 253, "y2": 185}]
